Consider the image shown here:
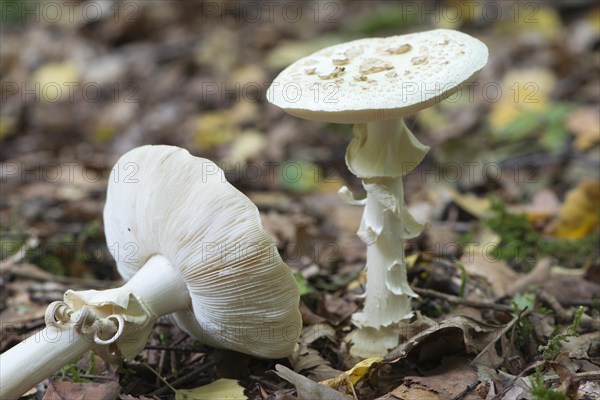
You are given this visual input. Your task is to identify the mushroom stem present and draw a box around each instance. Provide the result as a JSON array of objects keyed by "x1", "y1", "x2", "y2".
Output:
[
  {"x1": 0, "y1": 255, "x2": 190, "y2": 399},
  {"x1": 118, "y1": 255, "x2": 191, "y2": 318},
  {"x1": 0, "y1": 325, "x2": 93, "y2": 400},
  {"x1": 346, "y1": 118, "x2": 429, "y2": 330}
]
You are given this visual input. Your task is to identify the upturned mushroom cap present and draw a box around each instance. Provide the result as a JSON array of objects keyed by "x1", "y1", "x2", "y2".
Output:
[
  {"x1": 103, "y1": 145, "x2": 301, "y2": 358},
  {"x1": 267, "y1": 29, "x2": 488, "y2": 124}
]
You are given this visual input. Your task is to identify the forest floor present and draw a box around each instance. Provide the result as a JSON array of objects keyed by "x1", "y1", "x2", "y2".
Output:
[{"x1": 1, "y1": 1, "x2": 599, "y2": 399}]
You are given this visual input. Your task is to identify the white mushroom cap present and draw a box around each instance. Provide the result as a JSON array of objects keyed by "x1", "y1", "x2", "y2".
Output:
[
  {"x1": 267, "y1": 29, "x2": 488, "y2": 124},
  {"x1": 103, "y1": 145, "x2": 301, "y2": 358}
]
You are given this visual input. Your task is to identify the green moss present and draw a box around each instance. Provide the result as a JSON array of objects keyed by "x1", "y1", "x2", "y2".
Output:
[
  {"x1": 86, "y1": 352, "x2": 95, "y2": 375},
  {"x1": 0, "y1": 236, "x2": 25, "y2": 260},
  {"x1": 295, "y1": 273, "x2": 315, "y2": 296},
  {"x1": 530, "y1": 367, "x2": 568, "y2": 400},
  {"x1": 485, "y1": 198, "x2": 599, "y2": 271},
  {"x1": 539, "y1": 306, "x2": 584, "y2": 360},
  {"x1": 511, "y1": 293, "x2": 538, "y2": 350},
  {"x1": 18, "y1": 218, "x2": 105, "y2": 276},
  {"x1": 59, "y1": 360, "x2": 91, "y2": 383},
  {"x1": 349, "y1": 5, "x2": 418, "y2": 35}
]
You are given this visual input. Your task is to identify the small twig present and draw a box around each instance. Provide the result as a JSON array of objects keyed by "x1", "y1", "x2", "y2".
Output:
[
  {"x1": 77, "y1": 374, "x2": 115, "y2": 381},
  {"x1": 156, "y1": 349, "x2": 166, "y2": 386},
  {"x1": 249, "y1": 375, "x2": 284, "y2": 392},
  {"x1": 537, "y1": 290, "x2": 571, "y2": 322},
  {"x1": 496, "y1": 360, "x2": 546, "y2": 400},
  {"x1": 150, "y1": 360, "x2": 216, "y2": 396},
  {"x1": 475, "y1": 308, "x2": 532, "y2": 367},
  {"x1": 144, "y1": 345, "x2": 205, "y2": 353},
  {"x1": 144, "y1": 363, "x2": 176, "y2": 394},
  {"x1": 451, "y1": 383, "x2": 476, "y2": 400},
  {"x1": 497, "y1": 364, "x2": 600, "y2": 399},
  {"x1": 414, "y1": 287, "x2": 513, "y2": 312},
  {"x1": 6, "y1": 267, "x2": 112, "y2": 289},
  {"x1": 0, "y1": 237, "x2": 38, "y2": 269},
  {"x1": 537, "y1": 290, "x2": 599, "y2": 331},
  {"x1": 545, "y1": 370, "x2": 600, "y2": 383}
]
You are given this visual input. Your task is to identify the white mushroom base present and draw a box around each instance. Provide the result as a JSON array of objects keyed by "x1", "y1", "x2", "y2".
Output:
[{"x1": 342, "y1": 119, "x2": 429, "y2": 357}]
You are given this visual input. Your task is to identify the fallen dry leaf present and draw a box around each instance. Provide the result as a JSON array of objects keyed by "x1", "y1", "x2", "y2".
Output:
[
  {"x1": 193, "y1": 110, "x2": 238, "y2": 149},
  {"x1": 400, "y1": 359, "x2": 479, "y2": 400},
  {"x1": 288, "y1": 324, "x2": 341, "y2": 381},
  {"x1": 176, "y1": 379, "x2": 247, "y2": 400},
  {"x1": 274, "y1": 364, "x2": 350, "y2": 400},
  {"x1": 224, "y1": 129, "x2": 266, "y2": 166},
  {"x1": 390, "y1": 384, "x2": 439, "y2": 400},
  {"x1": 43, "y1": 380, "x2": 121, "y2": 400},
  {"x1": 516, "y1": 189, "x2": 561, "y2": 224},
  {"x1": 461, "y1": 253, "x2": 519, "y2": 297},
  {"x1": 488, "y1": 68, "x2": 555, "y2": 134},
  {"x1": 565, "y1": 106, "x2": 600, "y2": 151},
  {"x1": 547, "y1": 180, "x2": 600, "y2": 239},
  {"x1": 299, "y1": 301, "x2": 327, "y2": 325},
  {"x1": 494, "y1": 6, "x2": 563, "y2": 39},
  {"x1": 321, "y1": 357, "x2": 383, "y2": 390},
  {"x1": 316, "y1": 293, "x2": 358, "y2": 326},
  {"x1": 541, "y1": 274, "x2": 600, "y2": 307},
  {"x1": 449, "y1": 190, "x2": 491, "y2": 219},
  {"x1": 507, "y1": 258, "x2": 552, "y2": 296},
  {"x1": 32, "y1": 61, "x2": 80, "y2": 103},
  {"x1": 385, "y1": 315, "x2": 504, "y2": 369}
]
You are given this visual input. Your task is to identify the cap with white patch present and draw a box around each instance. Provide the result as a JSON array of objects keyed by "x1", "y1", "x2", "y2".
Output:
[{"x1": 267, "y1": 29, "x2": 488, "y2": 124}]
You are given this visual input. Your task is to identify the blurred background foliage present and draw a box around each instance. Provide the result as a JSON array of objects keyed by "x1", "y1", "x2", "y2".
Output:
[{"x1": 0, "y1": 0, "x2": 598, "y2": 282}]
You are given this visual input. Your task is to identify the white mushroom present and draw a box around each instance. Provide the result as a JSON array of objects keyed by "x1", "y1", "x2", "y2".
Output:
[
  {"x1": 0, "y1": 145, "x2": 301, "y2": 399},
  {"x1": 267, "y1": 29, "x2": 488, "y2": 357}
]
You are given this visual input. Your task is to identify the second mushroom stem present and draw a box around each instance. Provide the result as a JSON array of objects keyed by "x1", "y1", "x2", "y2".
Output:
[{"x1": 344, "y1": 118, "x2": 429, "y2": 329}]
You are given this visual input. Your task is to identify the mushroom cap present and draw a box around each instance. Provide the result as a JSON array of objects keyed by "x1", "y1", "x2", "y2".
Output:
[
  {"x1": 103, "y1": 145, "x2": 301, "y2": 358},
  {"x1": 267, "y1": 29, "x2": 488, "y2": 124}
]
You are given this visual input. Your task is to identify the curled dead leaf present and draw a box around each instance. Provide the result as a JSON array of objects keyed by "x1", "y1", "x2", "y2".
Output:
[{"x1": 385, "y1": 315, "x2": 504, "y2": 369}]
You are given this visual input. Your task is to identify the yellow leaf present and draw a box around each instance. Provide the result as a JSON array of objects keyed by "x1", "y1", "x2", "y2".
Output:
[
  {"x1": 225, "y1": 129, "x2": 266, "y2": 166},
  {"x1": 449, "y1": 189, "x2": 491, "y2": 219},
  {"x1": 494, "y1": 7, "x2": 563, "y2": 39},
  {"x1": 406, "y1": 253, "x2": 419, "y2": 269},
  {"x1": 548, "y1": 181, "x2": 600, "y2": 239},
  {"x1": 588, "y1": 7, "x2": 600, "y2": 33},
  {"x1": 92, "y1": 124, "x2": 117, "y2": 144},
  {"x1": 32, "y1": 61, "x2": 80, "y2": 102},
  {"x1": 347, "y1": 270, "x2": 367, "y2": 291},
  {"x1": 488, "y1": 69, "x2": 554, "y2": 133},
  {"x1": 176, "y1": 379, "x2": 247, "y2": 400},
  {"x1": 0, "y1": 116, "x2": 16, "y2": 140},
  {"x1": 193, "y1": 110, "x2": 237, "y2": 149},
  {"x1": 321, "y1": 357, "x2": 383, "y2": 389},
  {"x1": 266, "y1": 36, "x2": 343, "y2": 69},
  {"x1": 517, "y1": 189, "x2": 561, "y2": 224},
  {"x1": 565, "y1": 107, "x2": 600, "y2": 151}
]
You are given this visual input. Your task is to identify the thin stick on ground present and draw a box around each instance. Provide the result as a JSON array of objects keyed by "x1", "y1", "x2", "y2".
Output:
[
  {"x1": 150, "y1": 360, "x2": 216, "y2": 396},
  {"x1": 474, "y1": 307, "x2": 532, "y2": 368},
  {"x1": 144, "y1": 363, "x2": 177, "y2": 394},
  {"x1": 413, "y1": 287, "x2": 513, "y2": 312},
  {"x1": 546, "y1": 370, "x2": 600, "y2": 383},
  {"x1": 537, "y1": 290, "x2": 599, "y2": 331}
]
